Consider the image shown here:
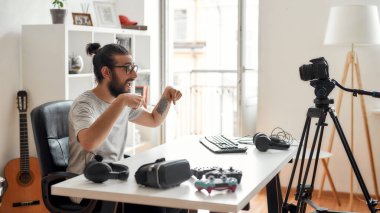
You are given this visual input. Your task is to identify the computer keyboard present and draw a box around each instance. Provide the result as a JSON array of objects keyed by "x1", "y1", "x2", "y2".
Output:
[{"x1": 199, "y1": 135, "x2": 248, "y2": 154}]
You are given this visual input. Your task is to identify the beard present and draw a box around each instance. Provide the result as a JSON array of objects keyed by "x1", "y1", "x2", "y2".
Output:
[{"x1": 108, "y1": 74, "x2": 133, "y2": 97}]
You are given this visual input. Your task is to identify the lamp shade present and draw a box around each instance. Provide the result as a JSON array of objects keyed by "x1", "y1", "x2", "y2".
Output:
[{"x1": 324, "y1": 5, "x2": 380, "y2": 45}]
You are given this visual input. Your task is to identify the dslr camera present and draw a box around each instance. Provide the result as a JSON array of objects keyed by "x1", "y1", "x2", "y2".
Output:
[
  {"x1": 299, "y1": 57, "x2": 335, "y2": 102},
  {"x1": 299, "y1": 57, "x2": 329, "y2": 81}
]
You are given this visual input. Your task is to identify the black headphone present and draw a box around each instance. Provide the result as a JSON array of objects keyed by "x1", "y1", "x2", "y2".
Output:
[
  {"x1": 84, "y1": 155, "x2": 129, "y2": 183},
  {"x1": 253, "y1": 132, "x2": 290, "y2": 152}
]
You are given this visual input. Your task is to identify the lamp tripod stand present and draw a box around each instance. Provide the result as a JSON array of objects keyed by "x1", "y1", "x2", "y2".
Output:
[{"x1": 318, "y1": 47, "x2": 380, "y2": 209}]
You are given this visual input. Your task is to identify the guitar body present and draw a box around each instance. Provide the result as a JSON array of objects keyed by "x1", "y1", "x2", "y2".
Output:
[{"x1": 0, "y1": 157, "x2": 48, "y2": 213}]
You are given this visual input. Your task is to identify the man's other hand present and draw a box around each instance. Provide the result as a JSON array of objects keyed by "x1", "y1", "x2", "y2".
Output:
[{"x1": 164, "y1": 86, "x2": 182, "y2": 105}]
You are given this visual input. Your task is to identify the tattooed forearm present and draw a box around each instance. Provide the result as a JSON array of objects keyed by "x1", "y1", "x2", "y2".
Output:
[{"x1": 156, "y1": 97, "x2": 168, "y2": 115}]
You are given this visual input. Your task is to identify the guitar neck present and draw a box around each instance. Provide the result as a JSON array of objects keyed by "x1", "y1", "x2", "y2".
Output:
[{"x1": 19, "y1": 113, "x2": 30, "y2": 173}]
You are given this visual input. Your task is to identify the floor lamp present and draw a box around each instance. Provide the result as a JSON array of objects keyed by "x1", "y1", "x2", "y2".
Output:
[{"x1": 320, "y1": 5, "x2": 380, "y2": 209}]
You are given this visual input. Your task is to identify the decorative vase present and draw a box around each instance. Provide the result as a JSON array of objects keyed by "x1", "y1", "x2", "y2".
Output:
[
  {"x1": 50, "y1": 9, "x2": 67, "y2": 24},
  {"x1": 69, "y1": 54, "x2": 84, "y2": 74}
]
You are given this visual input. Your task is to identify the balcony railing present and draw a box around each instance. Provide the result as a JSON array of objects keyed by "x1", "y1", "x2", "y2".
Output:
[{"x1": 169, "y1": 69, "x2": 257, "y2": 139}]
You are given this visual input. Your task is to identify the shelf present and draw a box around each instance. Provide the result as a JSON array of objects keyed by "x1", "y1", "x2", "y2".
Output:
[
  {"x1": 23, "y1": 24, "x2": 151, "y2": 148},
  {"x1": 66, "y1": 24, "x2": 149, "y2": 35},
  {"x1": 68, "y1": 73, "x2": 93, "y2": 78}
]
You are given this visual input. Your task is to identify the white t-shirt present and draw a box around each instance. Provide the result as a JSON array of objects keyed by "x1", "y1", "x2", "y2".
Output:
[{"x1": 66, "y1": 90, "x2": 143, "y2": 175}]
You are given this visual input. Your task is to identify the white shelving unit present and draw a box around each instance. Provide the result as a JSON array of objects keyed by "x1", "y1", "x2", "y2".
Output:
[{"x1": 22, "y1": 24, "x2": 151, "y2": 152}]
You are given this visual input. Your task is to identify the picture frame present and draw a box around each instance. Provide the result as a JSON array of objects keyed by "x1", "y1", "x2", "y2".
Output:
[
  {"x1": 135, "y1": 86, "x2": 149, "y2": 108},
  {"x1": 72, "y1": 13, "x2": 93, "y2": 26},
  {"x1": 93, "y1": 1, "x2": 120, "y2": 28},
  {"x1": 116, "y1": 36, "x2": 132, "y2": 54}
]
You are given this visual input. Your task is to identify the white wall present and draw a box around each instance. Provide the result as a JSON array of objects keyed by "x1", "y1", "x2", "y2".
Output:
[
  {"x1": 258, "y1": 0, "x2": 380, "y2": 194},
  {"x1": 0, "y1": 0, "x2": 50, "y2": 176}
]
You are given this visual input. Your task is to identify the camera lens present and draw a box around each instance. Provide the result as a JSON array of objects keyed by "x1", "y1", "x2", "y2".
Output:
[
  {"x1": 299, "y1": 64, "x2": 314, "y2": 81},
  {"x1": 299, "y1": 62, "x2": 329, "y2": 81}
]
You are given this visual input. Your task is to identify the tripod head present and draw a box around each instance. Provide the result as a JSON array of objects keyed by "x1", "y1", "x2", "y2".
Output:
[
  {"x1": 310, "y1": 79, "x2": 335, "y2": 108},
  {"x1": 300, "y1": 57, "x2": 380, "y2": 109}
]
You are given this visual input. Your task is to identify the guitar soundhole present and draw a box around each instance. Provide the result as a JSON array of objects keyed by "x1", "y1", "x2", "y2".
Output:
[{"x1": 19, "y1": 172, "x2": 32, "y2": 185}]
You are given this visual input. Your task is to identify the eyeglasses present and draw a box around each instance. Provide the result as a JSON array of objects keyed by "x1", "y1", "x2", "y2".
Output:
[{"x1": 111, "y1": 64, "x2": 138, "y2": 74}]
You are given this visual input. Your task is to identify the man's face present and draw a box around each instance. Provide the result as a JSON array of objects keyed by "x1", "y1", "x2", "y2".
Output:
[{"x1": 107, "y1": 54, "x2": 137, "y2": 97}]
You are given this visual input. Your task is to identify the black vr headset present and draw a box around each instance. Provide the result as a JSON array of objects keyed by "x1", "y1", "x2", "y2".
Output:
[{"x1": 135, "y1": 158, "x2": 191, "y2": 188}]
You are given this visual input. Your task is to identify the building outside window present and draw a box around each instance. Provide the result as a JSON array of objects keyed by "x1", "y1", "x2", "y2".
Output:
[{"x1": 164, "y1": 0, "x2": 259, "y2": 142}]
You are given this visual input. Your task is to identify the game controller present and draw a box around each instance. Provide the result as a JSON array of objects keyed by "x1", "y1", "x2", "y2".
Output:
[
  {"x1": 205, "y1": 167, "x2": 242, "y2": 184},
  {"x1": 191, "y1": 166, "x2": 221, "y2": 179},
  {"x1": 191, "y1": 166, "x2": 242, "y2": 183},
  {"x1": 194, "y1": 175, "x2": 238, "y2": 194}
]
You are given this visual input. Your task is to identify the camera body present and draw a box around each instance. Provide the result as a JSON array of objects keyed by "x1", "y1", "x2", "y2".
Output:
[{"x1": 299, "y1": 57, "x2": 329, "y2": 81}]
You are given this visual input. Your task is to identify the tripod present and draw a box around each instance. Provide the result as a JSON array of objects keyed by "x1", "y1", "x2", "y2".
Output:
[{"x1": 282, "y1": 88, "x2": 379, "y2": 212}]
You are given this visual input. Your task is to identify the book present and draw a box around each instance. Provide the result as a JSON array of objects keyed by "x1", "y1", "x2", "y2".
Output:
[{"x1": 121, "y1": 25, "x2": 148, "y2": 30}]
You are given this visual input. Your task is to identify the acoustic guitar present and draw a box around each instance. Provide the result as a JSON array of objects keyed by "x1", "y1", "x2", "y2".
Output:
[{"x1": 0, "y1": 91, "x2": 48, "y2": 213}]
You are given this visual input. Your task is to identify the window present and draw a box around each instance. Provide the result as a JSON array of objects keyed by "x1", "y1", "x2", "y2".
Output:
[
  {"x1": 161, "y1": 0, "x2": 258, "y2": 142},
  {"x1": 174, "y1": 9, "x2": 187, "y2": 41}
]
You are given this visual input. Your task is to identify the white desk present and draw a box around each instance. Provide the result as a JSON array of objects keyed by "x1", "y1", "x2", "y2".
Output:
[{"x1": 52, "y1": 140, "x2": 297, "y2": 212}]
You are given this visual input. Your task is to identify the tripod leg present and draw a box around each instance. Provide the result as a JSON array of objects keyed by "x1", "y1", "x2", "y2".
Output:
[
  {"x1": 296, "y1": 111, "x2": 328, "y2": 212},
  {"x1": 328, "y1": 109, "x2": 378, "y2": 212},
  {"x1": 310, "y1": 113, "x2": 326, "y2": 187},
  {"x1": 354, "y1": 59, "x2": 379, "y2": 200},
  {"x1": 282, "y1": 116, "x2": 311, "y2": 211},
  {"x1": 319, "y1": 51, "x2": 350, "y2": 199},
  {"x1": 349, "y1": 55, "x2": 355, "y2": 210},
  {"x1": 283, "y1": 116, "x2": 311, "y2": 204},
  {"x1": 296, "y1": 127, "x2": 312, "y2": 200}
]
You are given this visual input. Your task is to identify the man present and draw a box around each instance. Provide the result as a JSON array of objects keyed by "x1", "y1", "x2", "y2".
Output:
[{"x1": 66, "y1": 43, "x2": 183, "y2": 212}]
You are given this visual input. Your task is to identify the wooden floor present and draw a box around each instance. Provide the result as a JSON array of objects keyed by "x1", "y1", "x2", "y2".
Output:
[
  {"x1": 246, "y1": 188, "x2": 372, "y2": 213},
  {"x1": 196, "y1": 188, "x2": 372, "y2": 213}
]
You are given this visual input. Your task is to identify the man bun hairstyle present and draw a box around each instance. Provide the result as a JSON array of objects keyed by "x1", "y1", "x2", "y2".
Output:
[
  {"x1": 86, "y1": 43, "x2": 101, "y2": 56},
  {"x1": 86, "y1": 43, "x2": 130, "y2": 83}
]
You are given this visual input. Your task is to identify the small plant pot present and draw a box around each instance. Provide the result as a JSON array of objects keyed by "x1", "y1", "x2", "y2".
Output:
[
  {"x1": 69, "y1": 55, "x2": 84, "y2": 74},
  {"x1": 50, "y1": 9, "x2": 67, "y2": 24}
]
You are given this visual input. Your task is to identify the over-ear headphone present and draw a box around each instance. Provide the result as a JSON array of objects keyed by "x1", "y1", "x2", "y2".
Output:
[
  {"x1": 253, "y1": 132, "x2": 290, "y2": 152},
  {"x1": 84, "y1": 155, "x2": 129, "y2": 183}
]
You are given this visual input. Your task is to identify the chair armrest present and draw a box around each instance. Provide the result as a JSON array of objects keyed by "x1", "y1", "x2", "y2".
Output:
[
  {"x1": 46, "y1": 171, "x2": 78, "y2": 179},
  {"x1": 41, "y1": 171, "x2": 77, "y2": 199},
  {"x1": 42, "y1": 172, "x2": 97, "y2": 213}
]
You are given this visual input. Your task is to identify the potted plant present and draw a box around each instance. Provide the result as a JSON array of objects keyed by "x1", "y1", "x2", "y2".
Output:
[{"x1": 50, "y1": 0, "x2": 67, "y2": 24}]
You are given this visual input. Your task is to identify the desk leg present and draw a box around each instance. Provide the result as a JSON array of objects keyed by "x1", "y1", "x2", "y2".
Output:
[{"x1": 266, "y1": 174, "x2": 282, "y2": 213}]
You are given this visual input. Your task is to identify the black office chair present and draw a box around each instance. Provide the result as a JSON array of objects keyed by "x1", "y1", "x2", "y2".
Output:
[{"x1": 31, "y1": 100, "x2": 98, "y2": 213}]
